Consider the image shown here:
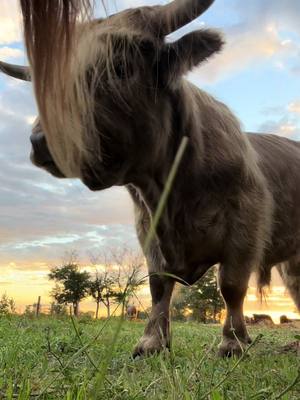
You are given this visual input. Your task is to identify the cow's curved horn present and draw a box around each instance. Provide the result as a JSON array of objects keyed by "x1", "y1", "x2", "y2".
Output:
[
  {"x1": 0, "y1": 61, "x2": 31, "y2": 81},
  {"x1": 158, "y1": 0, "x2": 214, "y2": 35}
]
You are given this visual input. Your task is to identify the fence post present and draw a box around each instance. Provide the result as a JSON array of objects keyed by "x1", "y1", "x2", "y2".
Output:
[{"x1": 36, "y1": 296, "x2": 41, "y2": 317}]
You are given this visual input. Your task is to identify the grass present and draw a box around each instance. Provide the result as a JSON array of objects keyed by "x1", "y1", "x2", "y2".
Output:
[{"x1": 0, "y1": 316, "x2": 299, "y2": 399}]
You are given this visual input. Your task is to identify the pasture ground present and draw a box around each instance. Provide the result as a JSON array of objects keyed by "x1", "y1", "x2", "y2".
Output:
[{"x1": 0, "y1": 316, "x2": 299, "y2": 399}]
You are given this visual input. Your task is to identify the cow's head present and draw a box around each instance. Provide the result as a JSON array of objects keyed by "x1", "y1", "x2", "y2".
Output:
[{"x1": 1, "y1": 0, "x2": 223, "y2": 189}]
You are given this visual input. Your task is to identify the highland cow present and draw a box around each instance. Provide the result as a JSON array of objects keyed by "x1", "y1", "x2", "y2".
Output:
[{"x1": 1, "y1": 0, "x2": 300, "y2": 357}]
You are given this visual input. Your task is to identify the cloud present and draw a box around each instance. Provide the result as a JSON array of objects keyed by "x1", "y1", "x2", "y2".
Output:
[
  {"x1": 288, "y1": 101, "x2": 300, "y2": 114},
  {"x1": 258, "y1": 99, "x2": 300, "y2": 139},
  {"x1": 0, "y1": 46, "x2": 24, "y2": 62},
  {"x1": 0, "y1": 1, "x2": 22, "y2": 45},
  {"x1": 189, "y1": 27, "x2": 294, "y2": 84},
  {"x1": 233, "y1": 0, "x2": 300, "y2": 34},
  {"x1": 259, "y1": 119, "x2": 299, "y2": 138},
  {"x1": 183, "y1": 0, "x2": 300, "y2": 84}
]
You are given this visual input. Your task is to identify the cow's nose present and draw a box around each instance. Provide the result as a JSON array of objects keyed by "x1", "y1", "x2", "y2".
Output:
[
  {"x1": 30, "y1": 131, "x2": 53, "y2": 165},
  {"x1": 30, "y1": 131, "x2": 65, "y2": 178}
]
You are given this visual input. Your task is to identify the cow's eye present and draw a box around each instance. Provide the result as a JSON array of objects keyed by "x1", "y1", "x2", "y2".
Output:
[
  {"x1": 114, "y1": 61, "x2": 134, "y2": 80},
  {"x1": 114, "y1": 62, "x2": 126, "y2": 79}
]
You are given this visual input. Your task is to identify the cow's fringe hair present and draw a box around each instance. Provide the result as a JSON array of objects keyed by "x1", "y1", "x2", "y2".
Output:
[{"x1": 20, "y1": 0, "x2": 94, "y2": 177}]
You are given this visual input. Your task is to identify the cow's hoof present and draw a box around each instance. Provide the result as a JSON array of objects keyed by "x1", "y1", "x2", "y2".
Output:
[
  {"x1": 218, "y1": 338, "x2": 250, "y2": 358},
  {"x1": 132, "y1": 335, "x2": 169, "y2": 358}
]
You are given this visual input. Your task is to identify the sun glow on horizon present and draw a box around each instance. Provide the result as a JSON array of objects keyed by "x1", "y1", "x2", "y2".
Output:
[{"x1": 0, "y1": 261, "x2": 299, "y2": 324}]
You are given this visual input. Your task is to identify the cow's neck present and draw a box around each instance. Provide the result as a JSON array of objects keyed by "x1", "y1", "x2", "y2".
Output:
[{"x1": 130, "y1": 87, "x2": 199, "y2": 266}]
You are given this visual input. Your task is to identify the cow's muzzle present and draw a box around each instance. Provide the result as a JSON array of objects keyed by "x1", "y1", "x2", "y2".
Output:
[{"x1": 30, "y1": 128, "x2": 65, "y2": 178}]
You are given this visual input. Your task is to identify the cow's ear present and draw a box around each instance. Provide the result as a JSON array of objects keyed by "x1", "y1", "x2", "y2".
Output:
[{"x1": 159, "y1": 29, "x2": 224, "y2": 84}]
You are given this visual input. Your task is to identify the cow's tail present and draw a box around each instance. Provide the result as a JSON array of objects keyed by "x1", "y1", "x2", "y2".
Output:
[
  {"x1": 257, "y1": 264, "x2": 272, "y2": 299},
  {"x1": 257, "y1": 261, "x2": 300, "y2": 311},
  {"x1": 276, "y1": 261, "x2": 300, "y2": 311}
]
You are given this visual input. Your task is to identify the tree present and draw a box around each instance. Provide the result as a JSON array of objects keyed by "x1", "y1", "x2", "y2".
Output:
[
  {"x1": 89, "y1": 271, "x2": 116, "y2": 319},
  {"x1": 172, "y1": 266, "x2": 224, "y2": 323},
  {"x1": 49, "y1": 263, "x2": 90, "y2": 317},
  {"x1": 0, "y1": 294, "x2": 16, "y2": 316},
  {"x1": 110, "y1": 248, "x2": 146, "y2": 314},
  {"x1": 88, "y1": 250, "x2": 119, "y2": 319},
  {"x1": 50, "y1": 302, "x2": 68, "y2": 317},
  {"x1": 24, "y1": 305, "x2": 35, "y2": 317},
  {"x1": 88, "y1": 247, "x2": 146, "y2": 318}
]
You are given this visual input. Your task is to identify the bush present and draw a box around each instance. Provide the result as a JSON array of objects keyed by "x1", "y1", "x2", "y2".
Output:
[{"x1": 0, "y1": 294, "x2": 16, "y2": 316}]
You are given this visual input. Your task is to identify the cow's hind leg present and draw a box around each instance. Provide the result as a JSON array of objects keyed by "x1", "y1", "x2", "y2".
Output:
[
  {"x1": 218, "y1": 264, "x2": 252, "y2": 357},
  {"x1": 133, "y1": 275, "x2": 174, "y2": 357}
]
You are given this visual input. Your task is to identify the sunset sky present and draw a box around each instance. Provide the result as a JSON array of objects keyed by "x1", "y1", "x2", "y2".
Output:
[{"x1": 0, "y1": 0, "x2": 300, "y2": 322}]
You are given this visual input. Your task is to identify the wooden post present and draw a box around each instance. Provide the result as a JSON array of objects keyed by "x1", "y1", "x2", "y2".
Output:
[{"x1": 36, "y1": 296, "x2": 41, "y2": 317}]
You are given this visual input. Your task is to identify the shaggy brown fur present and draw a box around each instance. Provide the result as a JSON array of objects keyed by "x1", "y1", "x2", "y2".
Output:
[{"x1": 1, "y1": 0, "x2": 299, "y2": 357}]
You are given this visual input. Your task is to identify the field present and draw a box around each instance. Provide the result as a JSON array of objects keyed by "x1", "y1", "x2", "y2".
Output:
[{"x1": 0, "y1": 316, "x2": 299, "y2": 399}]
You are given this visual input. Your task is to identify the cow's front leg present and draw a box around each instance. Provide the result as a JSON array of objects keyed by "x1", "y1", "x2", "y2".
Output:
[
  {"x1": 218, "y1": 264, "x2": 252, "y2": 357},
  {"x1": 133, "y1": 275, "x2": 174, "y2": 357}
]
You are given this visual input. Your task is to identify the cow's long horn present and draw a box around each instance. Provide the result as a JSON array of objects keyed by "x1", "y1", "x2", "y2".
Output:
[
  {"x1": 0, "y1": 61, "x2": 31, "y2": 81},
  {"x1": 159, "y1": 0, "x2": 214, "y2": 35}
]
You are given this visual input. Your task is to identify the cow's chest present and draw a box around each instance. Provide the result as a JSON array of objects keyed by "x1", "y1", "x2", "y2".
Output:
[{"x1": 156, "y1": 202, "x2": 227, "y2": 280}]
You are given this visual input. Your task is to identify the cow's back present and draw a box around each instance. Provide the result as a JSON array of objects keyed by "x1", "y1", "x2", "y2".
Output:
[{"x1": 248, "y1": 133, "x2": 300, "y2": 264}]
